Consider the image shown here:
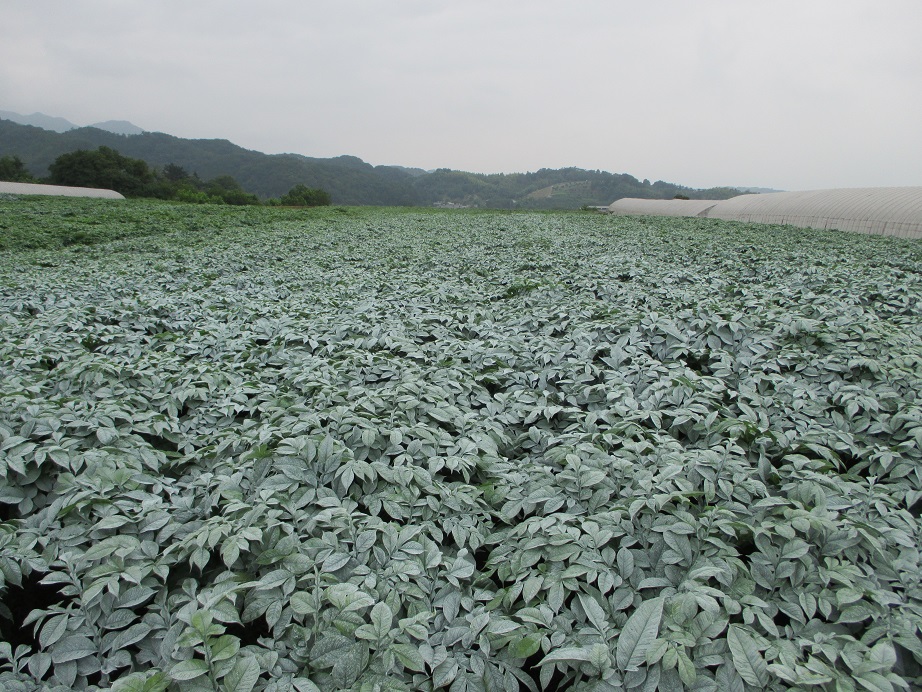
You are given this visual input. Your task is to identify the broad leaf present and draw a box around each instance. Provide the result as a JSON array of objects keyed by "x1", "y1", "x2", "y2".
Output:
[
  {"x1": 726, "y1": 625, "x2": 768, "y2": 688},
  {"x1": 616, "y1": 597, "x2": 664, "y2": 671},
  {"x1": 223, "y1": 655, "x2": 260, "y2": 692}
]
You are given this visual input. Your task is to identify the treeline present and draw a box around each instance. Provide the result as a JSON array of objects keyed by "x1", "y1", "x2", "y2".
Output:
[
  {"x1": 412, "y1": 168, "x2": 743, "y2": 209},
  {"x1": 1, "y1": 118, "x2": 742, "y2": 207},
  {"x1": 0, "y1": 149, "x2": 330, "y2": 207}
]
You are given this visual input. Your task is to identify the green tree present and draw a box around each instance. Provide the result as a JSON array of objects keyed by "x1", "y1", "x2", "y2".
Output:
[
  {"x1": 48, "y1": 146, "x2": 154, "y2": 196},
  {"x1": 0, "y1": 154, "x2": 33, "y2": 182},
  {"x1": 204, "y1": 175, "x2": 260, "y2": 205},
  {"x1": 279, "y1": 184, "x2": 332, "y2": 207},
  {"x1": 162, "y1": 163, "x2": 191, "y2": 182}
]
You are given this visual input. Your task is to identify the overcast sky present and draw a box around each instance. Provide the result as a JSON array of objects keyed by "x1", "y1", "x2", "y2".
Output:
[{"x1": 3, "y1": 1, "x2": 921, "y2": 190}]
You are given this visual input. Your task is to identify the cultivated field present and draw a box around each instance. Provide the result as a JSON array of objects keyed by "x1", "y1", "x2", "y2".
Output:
[{"x1": 1, "y1": 199, "x2": 921, "y2": 691}]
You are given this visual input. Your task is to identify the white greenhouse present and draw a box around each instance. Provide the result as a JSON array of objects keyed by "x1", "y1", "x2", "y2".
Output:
[
  {"x1": 608, "y1": 187, "x2": 922, "y2": 239},
  {"x1": 0, "y1": 181, "x2": 125, "y2": 199},
  {"x1": 605, "y1": 198, "x2": 720, "y2": 217}
]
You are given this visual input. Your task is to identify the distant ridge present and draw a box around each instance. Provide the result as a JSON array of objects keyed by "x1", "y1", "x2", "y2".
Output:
[
  {"x1": 0, "y1": 110, "x2": 144, "y2": 136},
  {"x1": 0, "y1": 114, "x2": 743, "y2": 207},
  {"x1": 89, "y1": 119, "x2": 144, "y2": 136},
  {"x1": 732, "y1": 186, "x2": 784, "y2": 194},
  {"x1": 0, "y1": 110, "x2": 77, "y2": 133}
]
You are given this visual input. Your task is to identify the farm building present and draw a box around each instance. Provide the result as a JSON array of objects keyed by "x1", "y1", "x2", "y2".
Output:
[
  {"x1": 0, "y1": 181, "x2": 125, "y2": 199},
  {"x1": 609, "y1": 187, "x2": 922, "y2": 239}
]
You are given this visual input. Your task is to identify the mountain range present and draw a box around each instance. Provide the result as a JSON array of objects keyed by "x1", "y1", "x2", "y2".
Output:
[
  {"x1": 0, "y1": 110, "x2": 744, "y2": 207},
  {"x1": 0, "y1": 110, "x2": 145, "y2": 136}
]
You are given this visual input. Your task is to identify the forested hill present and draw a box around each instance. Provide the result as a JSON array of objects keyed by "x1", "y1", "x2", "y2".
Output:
[{"x1": 0, "y1": 118, "x2": 740, "y2": 207}]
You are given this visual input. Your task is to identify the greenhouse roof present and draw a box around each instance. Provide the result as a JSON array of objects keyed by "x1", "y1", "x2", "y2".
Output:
[{"x1": 0, "y1": 181, "x2": 125, "y2": 199}]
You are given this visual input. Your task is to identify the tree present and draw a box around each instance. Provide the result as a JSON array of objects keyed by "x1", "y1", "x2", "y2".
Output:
[
  {"x1": 0, "y1": 155, "x2": 33, "y2": 182},
  {"x1": 204, "y1": 175, "x2": 260, "y2": 205},
  {"x1": 279, "y1": 184, "x2": 332, "y2": 207},
  {"x1": 162, "y1": 163, "x2": 191, "y2": 182},
  {"x1": 48, "y1": 146, "x2": 154, "y2": 196}
]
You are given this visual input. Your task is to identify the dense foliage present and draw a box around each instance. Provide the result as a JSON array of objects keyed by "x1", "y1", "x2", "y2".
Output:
[
  {"x1": 8, "y1": 145, "x2": 329, "y2": 208},
  {"x1": 0, "y1": 155, "x2": 34, "y2": 183},
  {"x1": 49, "y1": 147, "x2": 158, "y2": 198},
  {"x1": 276, "y1": 185, "x2": 332, "y2": 208},
  {"x1": 0, "y1": 199, "x2": 295, "y2": 252},
  {"x1": 44, "y1": 148, "x2": 258, "y2": 204},
  {"x1": 1, "y1": 118, "x2": 739, "y2": 207},
  {"x1": 1, "y1": 200, "x2": 921, "y2": 691}
]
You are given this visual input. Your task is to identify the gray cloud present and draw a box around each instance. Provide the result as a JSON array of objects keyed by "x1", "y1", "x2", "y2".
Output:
[{"x1": 3, "y1": 0, "x2": 921, "y2": 190}]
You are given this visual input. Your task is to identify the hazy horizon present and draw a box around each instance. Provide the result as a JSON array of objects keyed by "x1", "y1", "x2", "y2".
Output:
[{"x1": 3, "y1": 1, "x2": 921, "y2": 191}]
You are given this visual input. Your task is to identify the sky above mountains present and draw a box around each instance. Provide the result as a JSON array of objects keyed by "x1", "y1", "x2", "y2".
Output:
[{"x1": 3, "y1": 1, "x2": 921, "y2": 191}]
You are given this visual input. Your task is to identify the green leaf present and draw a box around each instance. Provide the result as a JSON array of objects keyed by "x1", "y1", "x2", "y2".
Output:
[
  {"x1": 311, "y1": 633, "x2": 353, "y2": 668},
  {"x1": 39, "y1": 613, "x2": 69, "y2": 649},
  {"x1": 522, "y1": 576, "x2": 543, "y2": 603},
  {"x1": 432, "y1": 659, "x2": 460, "y2": 687},
  {"x1": 354, "y1": 624, "x2": 378, "y2": 641},
  {"x1": 539, "y1": 647, "x2": 594, "y2": 665},
  {"x1": 868, "y1": 640, "x2": 897, "y2": 669},
  {"x1": 715, "y1": 663, "x2": 746, "y2": 692},
  {"x1": 169, "y1": 659, "x2": 209, "y2": 681},
  {"x1": 110, "y1": 622, "x2": 152, "y2": 651},
  {"x1": 645, "y1": 638, "x2": 669, "y2": 666},
  {"x1": 355, "y1": 530, "x2": 377, "y2": 553},
  {"x1": 325, "y1": 583, "x2": 375, "y2": 611},
  {"x1": 27, "y1": 652, "x2": 51, "y2": 680},
  {"x1": 616, "y1": 596, "x2": 664, "y2": 672},
  {"x1": 447, "y1": 551, "x2": 475, "y2": 583},
  {"x1": 398, "y1": 614, "x2": 430, "y2": 640},
  {"x1": 836, "y1": 588, "x2": 864, "y2": 607},
  {"x1": 209, "y1": 634, "x2": 240, "y2": 662},
  {"x1": 855, "y1": 671, "x2": 896, "y2": 692},
  {"x1": 290, "y1": 591, "x2": 314, "y2": 615},
  {"x1": 110, "y1": 671, "x2": 170, "y2": 692},
  {"x1": 116, "y1": 585, "x2": 156, "y2": 609},
  {"x1": 96, "y1": 514, "x2": 132, "y2": 530},
  {"x1": 322, "y1": 552, "x2": 351, "y2": 572},
  {"x1": 577, "y1": 592, "x2": 609, "y2": 632},
  {"x1": 96, "y1": 426, "x2": 118, "y2": 444},
  {"x1": 839, "y1": 603, "x2": 876, "y2": 623},
  {"x1": 110, "y1": 674, "x2": 148, "y2": 692},
  {"x1": 781, "y1": 540, "x2": 811, "y2": 560},
  {"x1": 617, "y1": 547, "x2": 634, "y2": 579},
  {"x1": 332, "y1": 643, "x2": 367, "y2": 688},
  {"x1": 190, "y1": 610, "x2": 213, "y2": 633},
  {"x1": 370, "y1": 601, "x2": 393, "y2": 639},
  {"x1": 221, "y1": 538, "x2": 241, "y2": 567},
  {"x1": 677, "y1": 650, "x2": 696, "y2": 686},
  {"x1": 291, "y1": 679, "x2": 323, "y2": 692},
  {"x1": 726, "y1": 625, "x2": 768, "y2": 688},
  {"x1": 223, "y1": 655, "x2": 260, "y2": 692},
  {"x1": 51, "y1": 633, "x2": 96, "y2": 663},
  {"x1": 589, "y1": 643, "x2": 611, "y2": 671},
  {"x1": 510, "y1": 635, "x2": 542, "y2": 659},
  {"x1": 392, "y1": 642, "x2": 427, "y2": 672}
]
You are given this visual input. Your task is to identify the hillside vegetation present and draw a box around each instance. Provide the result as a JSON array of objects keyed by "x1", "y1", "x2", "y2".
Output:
[{"x1": 0, "y1": 118, "x2": 740, "y2": 207}]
